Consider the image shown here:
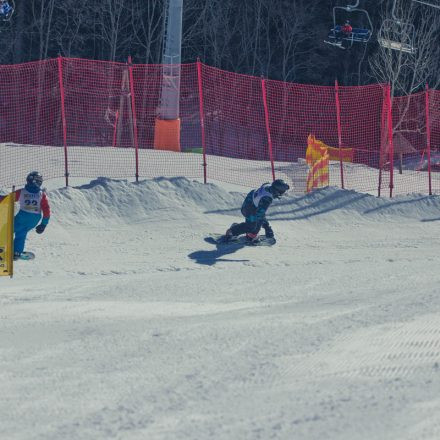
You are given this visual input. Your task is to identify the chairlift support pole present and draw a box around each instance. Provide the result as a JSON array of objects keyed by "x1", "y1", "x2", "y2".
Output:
[
  {"x1": 159, "y1": 0, "x2": 183, "y2": 121},
  {"x1": 153, "y1": 0, "x2": 183, "y2": 152}
]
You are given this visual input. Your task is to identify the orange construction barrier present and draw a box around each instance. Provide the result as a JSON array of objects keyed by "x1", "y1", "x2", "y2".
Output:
[{"x1": 154, "y1": 118, "x2": 181, "y2": 152}]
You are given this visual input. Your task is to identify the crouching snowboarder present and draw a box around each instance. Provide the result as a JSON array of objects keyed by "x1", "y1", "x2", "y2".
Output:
[
  {"x1": 224, "y1": 179, "x2": 290, "y2": 243},
  {"x1": 0, "y1": 171, "x2": 50, "y2": 260}
]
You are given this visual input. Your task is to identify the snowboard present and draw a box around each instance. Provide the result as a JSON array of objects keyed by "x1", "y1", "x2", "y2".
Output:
[
  {"x1": 207, "y1": 234, "x2": 276, "y2": 247},
  {"x1": 15, "y1": 251, "x2": 35, "y2": 261}
]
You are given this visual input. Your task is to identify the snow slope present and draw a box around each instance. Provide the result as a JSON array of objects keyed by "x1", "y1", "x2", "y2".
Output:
[{"x1": 2, "y1": 177, "x2": 440, "y2": 440}]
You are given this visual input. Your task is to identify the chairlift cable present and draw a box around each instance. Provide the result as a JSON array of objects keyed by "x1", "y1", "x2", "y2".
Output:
[{"x1": 412, "y1": 0, "x2": 440, "y2": 10}]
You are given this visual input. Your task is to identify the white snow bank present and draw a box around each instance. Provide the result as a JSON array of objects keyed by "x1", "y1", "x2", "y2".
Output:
[
  {"x1": 48, "y1": 177, "x2": 244, "y2": 225},
  {"x1": 47, "y1": 177, "x2": 440, "y2": 227}
]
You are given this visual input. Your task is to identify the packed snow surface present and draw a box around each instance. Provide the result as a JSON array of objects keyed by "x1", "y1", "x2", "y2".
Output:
[{"x1": 2, "y1": 177, "x2": 440, "y2": 440}]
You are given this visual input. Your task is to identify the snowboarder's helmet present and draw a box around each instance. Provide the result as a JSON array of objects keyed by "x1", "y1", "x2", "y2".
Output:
[
  {"x1": 26, "y1": 171, "x2": 43, "y2": 188},
  {"x1": 270, "y1": 179, "x2": 289, "y2": 198}
]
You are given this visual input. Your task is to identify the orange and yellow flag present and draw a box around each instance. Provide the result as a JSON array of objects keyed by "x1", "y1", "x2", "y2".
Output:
[{"x1": 306, "y1": 135, "x2": 330, "y2": 192}]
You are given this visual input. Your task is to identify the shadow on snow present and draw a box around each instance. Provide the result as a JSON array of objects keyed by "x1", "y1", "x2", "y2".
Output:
[
  {"x1": 205, "y1": 188, "x2": 440, "y2": 223},
  {"x1": 205, "y1": 188, "x2": 369, "y2": 221},
  {"x1": 188, "y1": 237, "x2": 250, "y2": 266}
]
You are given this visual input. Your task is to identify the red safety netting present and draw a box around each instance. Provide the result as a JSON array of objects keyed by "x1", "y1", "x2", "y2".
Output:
[
  {"x1": 391, "y1": 92, "x2": 430, "y2": 195},
  {"x1": 264, "y1": 80, "x2": 337, "y2": 193},
  {"x1": 199, "y1": 64, "x2": 272, "y2": 188},
  {"x1": 61, "y1": 58, "x2": 137, "y2": 180},
  {"x1": 337, "y1": 84, "x2": 385, "y2": 194},
  {"x1": 0, "y1": 57, "x2": 439, "y2": 197},
  {"x1": 131, "y1": 62, "x2": 203, "y2": 179},
  {"x1": 430, "y1": 89, "x2": 440, "y2": 194},
  {"x1": 0, "y1": 59, "x2": 65, "y2": 188}
]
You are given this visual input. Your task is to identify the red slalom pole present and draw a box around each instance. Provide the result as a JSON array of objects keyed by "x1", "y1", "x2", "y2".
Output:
[
  {"x1": 387, "y1": 84, "x2": 394, "y2": 198},
  {"x1": 425, "y1": 84, "x2": 432, "y2": 195},
  {"x1": 197, "y1": 59, "x2": 207, "y2": 184},
  {"x1": 335, "y1": 80, "x2": 345, "y2": 189},
  {"x1": 261, "y1": 77, "x2": 275, "y2": 181},
  {"x1": 128, "y1": 56, "x2": 140, "y2": 182},
  {"x1": 57, "y1": 56, "x2": 69, "y2": 187}
]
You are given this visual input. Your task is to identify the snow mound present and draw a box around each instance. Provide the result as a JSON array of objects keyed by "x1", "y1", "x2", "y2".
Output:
[
  {"x1": 48, "y1": 177, "x2": 245, "y2": 225},
  {"x1": 47, "y1": 177, "x2": 440, "y2": 227},
  {"x1": 266, "y1": 186, "x2": 440, "y2": 223}
]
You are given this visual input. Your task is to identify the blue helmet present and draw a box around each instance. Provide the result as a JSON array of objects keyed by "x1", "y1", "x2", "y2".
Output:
[{"x1": 26, "y1": 171, "x2": 43, "y2": 188}]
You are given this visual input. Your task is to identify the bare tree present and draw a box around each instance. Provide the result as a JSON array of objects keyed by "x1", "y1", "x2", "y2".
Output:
[
  {"x1": 370, "y1": 0, "x2": 440, "y2": 96},
  {"x1": 191, "y1": 0, "x2": 241, "y2": 70},
  {"x1": 52, "y1": 0, "x2": 91, "y2": 57},
  {"x1": 95, "y1": 0, "x2": 133, "y2": 62},
  {"x1": 269, "y1": 0, "x2": 321, "y2": 82},
  {"x1": 29, "y1": 0, "x2": 56, "y2": 60},
  {"x1": 131, "y1": 0, "x2": 165, "y2": 64},
  {"x1": 369, "y1": 0, "x2": 440, "y2": 172}
]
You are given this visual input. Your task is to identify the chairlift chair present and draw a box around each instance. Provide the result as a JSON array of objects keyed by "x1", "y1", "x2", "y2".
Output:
[
  {"x1": 0, "y1": 0, "x2": 14, "y2": 21},
  {"x1": 378, "y1": 0, "x2": 417, "y2": 54},
  {"x1": 378, "y1": 20, "x2": 416, "y2": 54},
  {"x1": 324, "y1": 1, "x2": 373, "y2": 49}
]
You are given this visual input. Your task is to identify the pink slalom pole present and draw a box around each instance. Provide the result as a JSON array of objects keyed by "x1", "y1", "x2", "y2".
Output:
[
  {"x1": 57, "y1": 56, "x2": 69, "y2": 187},
  {"x1": 378, "y1": 86, "x2": 388, "y2": 197},
  {"x1": 261, "y1": 77, "x2": 276, "y2": 181},
  {"x1": 128, "y1": 56, "x2": 140, "y2": 182},
  {"x1": 387, "y1": 84, "x2": 394, "y2": 198},
  {"x1": 197, "y1": 59, "x2": 207, "y2": 184},
  {"x1": 425, "y1": 84, "x2": 432, "y2": 195},
  {"x1": 335, "y1": 80, "x2": 345, "y2": 189}
]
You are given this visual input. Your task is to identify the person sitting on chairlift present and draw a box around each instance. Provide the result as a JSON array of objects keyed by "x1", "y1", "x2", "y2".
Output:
[
  {"x1": 341, "y1": 20, "x2": 353, "y2": 36},
  {"x1": 333, "y1": 20, "x2": 352, "y2": 48}
]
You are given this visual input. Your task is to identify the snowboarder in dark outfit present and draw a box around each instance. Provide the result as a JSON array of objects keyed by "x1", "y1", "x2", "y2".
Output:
[{"x1": 225, "y1": 179, "x2": 290, "y2": 243}]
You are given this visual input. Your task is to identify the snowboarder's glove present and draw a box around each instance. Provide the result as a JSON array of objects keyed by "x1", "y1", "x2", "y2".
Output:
[
  {"x1": 264, "y1": 225, "x2": 274, "y2": 238},
  {"x1": 35, "y1": 224, "x2": 46, "y2": 234}
]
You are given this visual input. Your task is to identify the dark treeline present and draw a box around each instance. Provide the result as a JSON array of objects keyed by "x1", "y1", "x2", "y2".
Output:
[{"x1": 0, "y1": 0, "x2": 438, "y2": 88}]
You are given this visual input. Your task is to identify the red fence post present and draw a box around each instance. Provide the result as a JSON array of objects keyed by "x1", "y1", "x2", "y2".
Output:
[
  {"x1": 197, "y1": 59, "x2": 207, "y2": 184},
  {"x1": 334, "y1": 80, "x2": 345, "y2": 189},
  {"x1": 378, "y1": 85, "x2": 388, "y2": 197},
  {"x1": 57, "y1": 56, "x2": 69, "y2": 187},
  {"x1": 425, "y1": 84, "x2": 432, "y2": 195},
  {"x1": 261, "y1": 77, "x2": 275, "y2": 181},
  {"x1": 387, "y1": 84, "x2": 394, "y2": 198},
  {"x1": 128, "y1": 56, "x2": 140, "y2": 182}
]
